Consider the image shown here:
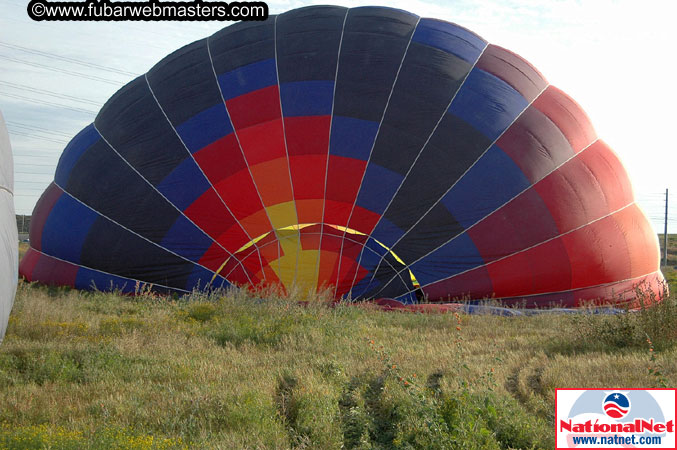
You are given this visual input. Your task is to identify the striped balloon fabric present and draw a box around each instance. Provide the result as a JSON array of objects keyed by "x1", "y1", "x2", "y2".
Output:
[{"x1": 20, "y1": 6, "x2": 665, "y2": 307}]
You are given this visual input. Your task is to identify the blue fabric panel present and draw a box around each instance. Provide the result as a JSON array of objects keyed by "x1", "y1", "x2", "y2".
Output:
[
  {"x1": 41, "y1": 194, "x2": 98, "y2": 265},
  {"x1": 160, "y1": 215, "x2": 213, "y2": 262},
  {"x1": 370, "y1": 216, "x2": 405, "y2": 249},
  {"x1": 355, "y1": 164, "x2": 403, "y2": 215},
  {"x1": 410, "y1": 233, "x2": 484, "y2": 286},
  {"x1": 394, "y1": 291, "x2": 418, "y2": 304},
  {"x1": 442, "y1": 145, "x2": 531, "y2": 228},
  {"x1": 412, "y1": 19, "x2": 486, "y2": 63},
  {"x1": 449, "y1": 69, "x2": 528, "y2": 141},
  {"x1": 186, "y1": 266, "x2": 229, "y2": 291},
  {"x1": 329, "y1": 116, "x2": 378, "y2": 160},
  {"x1": 218, "y1": 58, "x2": 277, "y2": 100},
  {"x1": 348, "y1": 238, "x2": 390, "y2": 298},
  {"x1": 55, "y1": 124, "x2": 100, "y2": 186},
  {"x1": 157, "y1": 158, "x2": 210, "y2": 211},
  {"x1": 176, "y1": 104, "x2": 233, "y2": 153},
  {"x1": 75, "y1": 268, "x2": 141, "y2": 294},
  {"x1": 349, "y1": 277, "x2": 373, "y2": 299},
  {"x1": 280, "y1": 81, "x2": 334, "y2": 117}
]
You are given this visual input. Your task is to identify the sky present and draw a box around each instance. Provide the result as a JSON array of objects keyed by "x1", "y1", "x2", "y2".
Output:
[{"x1": 0, "y1": 0, "x2": 675, "y2": 232}]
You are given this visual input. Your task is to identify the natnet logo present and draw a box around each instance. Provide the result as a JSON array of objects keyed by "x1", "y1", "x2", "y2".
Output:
[{"x1": 556, "y1": 389, "x2": 676, "y2": 449}]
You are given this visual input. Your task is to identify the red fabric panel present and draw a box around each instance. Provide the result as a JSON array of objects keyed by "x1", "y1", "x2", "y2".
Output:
[
  {"x1": 497, "y1": 106, "x2": 574, "y2": 184},
  {"x1": 31, "y1": 252, "x2": 78, "y2": 287},
  {"x1": 237, "y1": 209, "x2": 274, "y2": 243},
  {"x1": 249, "y1": 157, "x2": 294, "y2": 206},
  {"x1": 184, "y1": 188, "x2": 248, "y2": 247},
  {"x1": 423, "y1": 265, "x2": 494, "y2": 302},
  {"x1": 296, "y1": 199, "x2": 324, "y2": 225},
  {"x1": 254, "y1": 233, "x2": 280, "y2": 263},
  {"x1": 317, "y1": 249, "x2": 339, "y2": 291},
  {"x1": 300, "y1": 226, "x2": 321, "y2": 251},
  {"x1": 215, "y1": 169, "x2": 266, "y2": 219},
  {"x1": 561, "y1": 213, "x2": 631, "y2": 289},
  {"x1": 319, "y1": 226, "x2": 344, "y2": 251},
  {"x1": 284, "y1": 116, "x2": 331, "y2": 156},
  {"x1": 347, "y1": 206, "x2": 381, "y2": 236},
  {"x1": 534, "y1": 141, "x2": 629, "y2": 234},
  {"x1": 487, "y1": 237, "x2": 572, "y2": 298},
  {"x1": 334, "y1": 253, "x2": 364, "y2": 297},
  {"x1": 496, "y1": 271, "x2": 665, "y2": 308},
  {"x1": 290, "y1": 154, "x2": 326, "y2": 200},
  {"x1": 576, "y1": 141, "x2": 633, "y2": 212},
  {"x1": 226, "y1": 263, "x2": 252, "y2": 286},
  {"x1": 475, "y1": 45, "x2": 547, "y2": 101},
  {"x1": 325, "y1": 155, "x2": 366, "y2": 203},
  {"x1": 317, "y1": 228, "x2": 346, "y2": 290},
  {"x1": 197, "y1": 243, "x2": 233, "y2": 272},
  {"x1": 242, "y1": 251, "x2": 263, "y2": 285},
  {"x1": 226, "y1": 85, "x2": 281, "y2": 130},
  {"x1": 322, "y1": 200, "x2": 353, "y2": 227},
  {"x1": 533, "y1": 86, "x2": 597, "y2": 153},
  {"x1": 193, "y1": 134, "x2": 246, "y2": 183},
  {"x1": 613, "y1": 205, "x2": 661, "y2": 278},
  {"x1": 18, "y1": 247, "x2": 41, "y2": 281},
  {"x1": 29, "y1": 182, "x2": 63, "y2": 252},
  {"x1": 236, "y1": 119, "x2": 287, "y2": 166},
  {"x1": 468, "y1": 189, "x2": 558, "y2": 264}
]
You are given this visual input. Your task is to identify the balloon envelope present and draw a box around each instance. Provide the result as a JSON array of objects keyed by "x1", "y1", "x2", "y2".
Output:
[
  {"x1": 1, "y1": 111, "x2": 18, "y2": 342},
  {"x1": 20, "y1": 6, "x2": 665, "y2": 307}
]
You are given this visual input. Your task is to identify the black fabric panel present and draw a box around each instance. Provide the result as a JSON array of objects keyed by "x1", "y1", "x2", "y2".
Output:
[
  {"x1": 359, "y1": 252, "x2": 414, "y2": 299},
  {"x1": 95, "y1": 77, "x2": 189, "y2": 186},
  {"x1": 80, "y1": 217, "x2": 192, "y2": 289},
  {"x1": 276, "y1": 6, "x2": 347, "y2": 82},
  {"x1": 65, "y1": 139, "x2": 180, "y2": 243},
  {"x1": 209, "y1": 19, "x2": 276, "y2": 74},
  {"x1": 382, "y1": 113, "x2": 492, "y2": 231},
  {"x1": 369, "y1": 42, "x2": 473, "y2": 176},
  {"x1": 147, "y1": 39, "x2": 222, "y2": 126},
  {"x1": 332, "y1": 7, "x2": 418, "y2": 122},
  {"x1": 371, "y1": 274, "x2": 411, "y2": 299},
  {"x1": 391, "y1": 202, "x2": 463, "y2": 264}
]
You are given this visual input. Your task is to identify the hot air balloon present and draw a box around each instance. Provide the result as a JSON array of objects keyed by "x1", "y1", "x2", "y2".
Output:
[
  {"x1": 19, "y1": 6, "x2": 665, "y2": 308},
  {"x1": 1, "y1": 111, "x2": 18, "y2": 342}
]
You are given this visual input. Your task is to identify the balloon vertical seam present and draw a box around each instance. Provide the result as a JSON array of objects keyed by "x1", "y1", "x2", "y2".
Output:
[
  {"x1": 26, "y1": 246, "x2": 191, "y2": 294},
  {"x1": 334, "y1": 15, "x2": 422, "y2": 293},
  {"x1": 315, "y1": 7, "x2": 349, "y2": 297},
  {"x1": 369, "y1": 83, "x2": 553, "y2": 299},
  {"x1": 205, "y1": 33, "x2": 285, "y2": 284},
  {"x1": 89, "y1": 123, "x2": 254, "y2": 285},
  {"x1": 143, "y1": 71, "x2": 268, "y2": 284},
  {"x1": 53, "y1": 181, "x2": 229, "y2": 289},
  {"x1": 347, "y1": 37, "x2": 491, "y2": 299},
  {"x1": 273, "y1": 14, "x2": 303, "y2": 289}
]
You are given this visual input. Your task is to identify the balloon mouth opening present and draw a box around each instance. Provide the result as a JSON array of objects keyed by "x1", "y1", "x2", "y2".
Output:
[{"x1": 209, "y1": 222, "x2": 420, "y2": 296}]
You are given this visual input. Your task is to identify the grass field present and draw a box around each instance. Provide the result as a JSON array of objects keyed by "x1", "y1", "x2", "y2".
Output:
[{"x1": 2, "y1": 241, "x2": 676, "y2": 449}]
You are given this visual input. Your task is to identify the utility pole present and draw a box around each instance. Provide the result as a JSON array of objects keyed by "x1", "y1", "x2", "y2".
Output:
[{"x1": 664, "y1": 188, "x2": 669, "y2": 267}]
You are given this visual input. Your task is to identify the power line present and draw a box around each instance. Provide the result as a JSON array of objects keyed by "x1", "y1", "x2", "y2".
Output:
[
  {"x1": 6, "y1": 128, "x2": 69, "y2": 144},
  {"x1": 0, "y1": 81, "x2": 102, "y2": 106},
  {"x1": 1, "y1": 91, "x2": 96, "y2": 115},
  {"x1": 15, "y1": 162, "x2": 59, "y2": 167},
  {"x1": 0, "y1": 41, "x2": 138, "y2": 77},
  {"x1": 0, "y1": 54, "x2": 124, "y2": 85},
  {"x1": 7, "y1": 120, "x2": 74, "y2": 138}
]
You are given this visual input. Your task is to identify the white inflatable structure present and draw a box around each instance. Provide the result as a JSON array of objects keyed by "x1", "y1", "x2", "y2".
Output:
[{"x1": 0, "y1": 111, "x2": 17, "y2": 343}]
